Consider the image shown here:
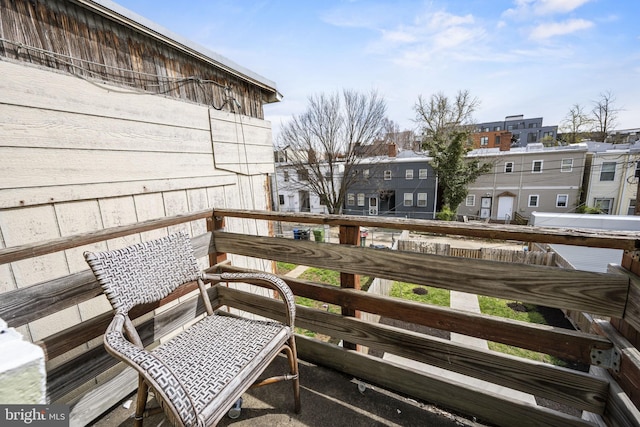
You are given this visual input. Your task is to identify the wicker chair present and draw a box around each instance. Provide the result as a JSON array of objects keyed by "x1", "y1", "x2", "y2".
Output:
[{"x1": 84, "y1": 232, "x2": 300, "y2": 426}]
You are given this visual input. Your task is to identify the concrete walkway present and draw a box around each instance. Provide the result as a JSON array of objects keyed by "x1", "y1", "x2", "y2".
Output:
[
  {"x1": 284, "y1": 262, "x2": 537, "y2": 405},
  {"x1": 384, "y1": 290, "x2": 537, "y2": 405}
]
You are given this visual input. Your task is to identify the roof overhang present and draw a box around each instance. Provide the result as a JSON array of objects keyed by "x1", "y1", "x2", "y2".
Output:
[{"x1": 72, "y1": 0, "x2": 281, "y2": 103}]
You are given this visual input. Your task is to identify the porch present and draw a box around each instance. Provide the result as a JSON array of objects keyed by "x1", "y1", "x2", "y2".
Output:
[{"x1": 2, "y1": 208, "x2": 640, "y2": 426}]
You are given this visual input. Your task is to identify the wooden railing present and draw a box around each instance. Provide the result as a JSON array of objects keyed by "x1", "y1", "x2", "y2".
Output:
[{"x1": 1, "y1": 208, "x2": 640, "y2": 426}]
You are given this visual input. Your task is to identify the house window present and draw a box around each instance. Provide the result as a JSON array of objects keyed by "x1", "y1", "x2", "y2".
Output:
[
  {"x1": 405, "y1": 169, "x2": 414, "y2": 180},
  {"x1": 297, "y1": 169, "x2": 309, "y2": 181},
  {"x1": 363, "y1": 169, "x2": 370, "y2": 179},
  {"x1": 357, "y1": 193, "x2": 365, "y2": 206},
  {"x1": 561, "y1": 158, "x2": 573, "y2": 172},
  {"x1": 543, "y1": 131, "x2": 554, "y2": 138},
  {"x1": 494, "y1": 126, "x2": 501, "y2": 131},
  {"x1": 417, "y1": 193, "x2": 428, "y2": 207},
  {"x1": 495, "y1": 135, "x2": 501, "y2": 146},
  {"x1": 466, "y1": 195, "x2": 475, "y2": 206},
  {"x1": 635, "y1": 161, "x2": 640, "y2": 178},
  {"x1": 504, "y1": 162, "x2": 514, "y2": 173},
  {"x1": 594, "y1": 198, "x2": 613, "y2": 214},
  {"x1": 283, "y1": 171, "x2": 289, "y2": 182},
  {"x1": 556, "y1": 194, "x2": 568, "y2": 208},
  {"x1": 480, "y1": 136, "x2": 489, "y2": 146},
  {"x1": 403, "y1": 193, "x2": 413, "y2": 207},
  {"x1": 532, "y1": 160, "x2": 543, "y2": 173},
  {"x1": 384, "y1": 170, "x2": 392, "y2": 180},
  {"x1": 628, "y1": 199, "x2": 637, "y2": 215},
  {"x1": 527, "y1": 133, "x2": 537, "y2": 143},
  {"x1": 528, "y1": 122, "x2": 538, "y2": 128},
  {"x1": 600, "y1": 162, "x2": 616, "y2": 181},
  {"x1": 279, "y1": 195, "x2": 285, "y2": 205},
  {"x1": 528, "y1": 195, "x2": 539, "y2": 207},
  {"x1": 419, "y1": 169, "x2": 428, "y2": 179},
  {"x1": 347, "y1": 193, "x2": 355, "y2": 206}
]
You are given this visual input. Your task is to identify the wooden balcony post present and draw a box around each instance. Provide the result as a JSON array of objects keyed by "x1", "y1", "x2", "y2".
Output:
[
  {"x1": 207, "y1": 214, "x2": 227, "y2": 267},
  {"x1": 339, "y1": 225, "x2": 361, "y2": 351}
]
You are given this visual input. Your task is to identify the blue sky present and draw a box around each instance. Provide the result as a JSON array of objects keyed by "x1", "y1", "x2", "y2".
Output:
[{"x1": 114, "y1": 0, "x2": 640, "y2": 137}]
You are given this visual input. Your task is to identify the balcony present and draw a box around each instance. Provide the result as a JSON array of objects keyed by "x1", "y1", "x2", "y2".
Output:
[{"x1": 1, "y1": 209, "x2": 640, "y2": 426}]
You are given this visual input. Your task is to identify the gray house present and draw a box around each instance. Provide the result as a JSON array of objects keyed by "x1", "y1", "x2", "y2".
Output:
[
  {"x1": 476, "y1": 115, "x2": 558, "y2": 147},
  {"x1": 344, "y1": 151, "x2": 437, "y2": 219},
  {"x1": 458, "y1": 143, "x2": 588, "y2": 221}
]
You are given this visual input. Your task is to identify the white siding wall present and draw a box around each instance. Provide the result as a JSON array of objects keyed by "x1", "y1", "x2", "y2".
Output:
[
  {"x1": 0, "y1": 60, "x2": 275, "y2": 343},
  {"x1": 585, "y1": 152, "x2": 639, "y2": 215}
]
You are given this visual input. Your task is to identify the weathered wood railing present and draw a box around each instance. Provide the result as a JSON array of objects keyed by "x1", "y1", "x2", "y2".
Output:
[{"x1": 1, "y1": 208, "x2": 640, "y2": 426}]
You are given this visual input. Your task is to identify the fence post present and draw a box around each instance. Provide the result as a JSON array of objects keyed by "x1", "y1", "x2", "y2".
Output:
[
  {"x1": 339, "y1": 225, "x2": 361, "y2": 351},
  {"x1": 208, "y1": 213, "x2": 227, "y2": 267}
]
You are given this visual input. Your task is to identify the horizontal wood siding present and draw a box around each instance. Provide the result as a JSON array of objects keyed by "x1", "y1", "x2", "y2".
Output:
[{"x1": 0, "y1": 0, "x2": 273, "y2": 118}]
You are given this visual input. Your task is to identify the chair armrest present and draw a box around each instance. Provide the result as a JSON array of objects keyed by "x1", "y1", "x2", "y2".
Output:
[
  {"x1": 202, "y1": 272, "x2": 296, "y2": 328},
  {"x1": 103, "y1": 314, "x2": 198, "y2": 425}
]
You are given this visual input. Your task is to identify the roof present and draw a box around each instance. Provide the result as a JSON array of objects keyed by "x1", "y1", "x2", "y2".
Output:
[
  {"x1": 530, "y1": 212, "x2": 640, "y2": 273},
  {"x1": 84, "y1": 0, "x2": 280, "y2": 100},
  {"x1": 467, "y1": 142, "x2": 588, "y2": 158}
]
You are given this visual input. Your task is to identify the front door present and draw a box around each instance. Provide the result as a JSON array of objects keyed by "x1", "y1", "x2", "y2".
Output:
[
  {"x1": 497, "y1": 196, "x2": 514, "y2": 220},
  {"x1": 369, "y1": 197, "x2": 378, "y2": 215},
  {"x1": 480, "y1": 197, "x2": 492, "y2": 219}
]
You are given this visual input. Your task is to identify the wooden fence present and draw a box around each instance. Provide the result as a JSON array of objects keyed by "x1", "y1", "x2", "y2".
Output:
[{"x1": 398, "y1": 240, "x2": 555, "y2": 265}]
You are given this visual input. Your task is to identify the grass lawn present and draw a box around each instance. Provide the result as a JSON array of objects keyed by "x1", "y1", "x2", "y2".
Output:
[
  {"x1": 389, "y1": 281, "x2": 565, "y2": 366},
  {"x1": 390, "y1": 282, "x2": 450, "y2": 307}
]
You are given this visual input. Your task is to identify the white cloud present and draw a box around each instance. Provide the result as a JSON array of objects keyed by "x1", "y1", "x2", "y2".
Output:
[
  {"x1": 529, "y1": 18, "x2": 594, "y2": 40},
  {"x1": 504, "y1": 0, "x2": 593, "y2": 18}
]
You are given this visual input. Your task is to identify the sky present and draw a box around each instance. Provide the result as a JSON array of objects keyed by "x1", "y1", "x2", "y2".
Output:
[{"x1": 113, "y1": 0, "x2": 640, "y2": 139}]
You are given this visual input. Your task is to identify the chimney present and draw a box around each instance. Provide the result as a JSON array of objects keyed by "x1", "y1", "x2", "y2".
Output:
[{"x1": 388, "y1": 143, "x2": 397, "y2": 157}]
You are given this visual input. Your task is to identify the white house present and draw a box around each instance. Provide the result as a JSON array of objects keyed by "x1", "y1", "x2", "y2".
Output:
[{"x1": 582, "y1": 141, "x2": 640, "y2": 215}]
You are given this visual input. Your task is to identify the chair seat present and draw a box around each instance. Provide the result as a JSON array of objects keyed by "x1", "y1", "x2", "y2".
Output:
[{"x1": 150, "y1": 314, "x2": 291, "y2": 426}]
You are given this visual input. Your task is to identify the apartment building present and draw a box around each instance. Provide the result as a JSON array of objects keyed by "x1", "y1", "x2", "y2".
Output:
[{"x1": 474, "y1": 115, "x2": 558, "y2": 148}]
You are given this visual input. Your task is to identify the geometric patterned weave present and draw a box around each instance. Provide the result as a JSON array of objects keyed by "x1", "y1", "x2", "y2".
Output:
[
  {"x1": 84, "y1": 232, "x2": 200, "y2": 314},
  {"x1": 86, "y1": 232, "x2": 298, "y2": 426},
  {"x1": 105, "y1": 313, "x2": 289, "y2": 427}
]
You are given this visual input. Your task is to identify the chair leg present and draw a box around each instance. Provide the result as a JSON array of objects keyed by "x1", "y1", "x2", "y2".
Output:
[
  {"x1": 286, "y1": 337, "x2": 301, "y2": 414},
  {"x1": 134, "y1": 375, "x2": 149, "y2": 427}
]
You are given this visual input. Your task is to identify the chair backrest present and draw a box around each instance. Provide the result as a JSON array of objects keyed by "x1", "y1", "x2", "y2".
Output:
[{"x1": 84, "y1": 232, "x2": 200, "y2": 315}]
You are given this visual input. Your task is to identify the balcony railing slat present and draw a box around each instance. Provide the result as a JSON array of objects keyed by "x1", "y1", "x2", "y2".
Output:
[
  {"x1": 295, "y1": 335, "x2": 594, "y2": 427},
  {"x1": 0, "y1": 208, "x2": 213, "y2": 265},
  {"x1": 213, "y1": 231, "x2": 629, "y2": 317},
  {"x1": 212, "y1": 208, "x2": 640, "y2": 250},
  {"x1": 1, "y1": 234, "x2": 214, "y2": 328},
  {"x1": 218, "y1": 264, "x2": 612, "y2": 364},
  {"x1": 218, "y1": 285, "x2": 608, "y2": 414}
]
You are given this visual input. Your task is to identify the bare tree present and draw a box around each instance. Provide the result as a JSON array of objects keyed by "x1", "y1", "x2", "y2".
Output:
[
  {"x1": 414, "y1": 90, "x2": 479, "y2": 141},
  {"x1": 278, "y1": 89, "x2": 387, "y2": 214},
  {"x1": 591, "y1": 90, "x2": 619, "y2": 142},
  {"x1": 560, "y1": 103, "x2": 593, "y2": 144},
  {"x1": 414, "y1": 90, "x2": 490, "y2": 215},
  {"x1": 380, "y1": 118, "x2": 417, "y2": 151}
]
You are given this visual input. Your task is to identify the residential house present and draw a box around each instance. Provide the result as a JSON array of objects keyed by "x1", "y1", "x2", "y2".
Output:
[
  {"x1": 581, "y1": 141, "x2": 640, "y2": 215},
  {"x1": 344, "y1": 150, "x2": 437, "y2": 219},
  {"x1": 474, "y1": 114, "x2": 558, "y2": 148},
  {"x1": 458, "y1": 143, "x2": 588, "y2": 221},
  {"x1": 272, "y1": 159, "x2": 341, "y2": 214}
]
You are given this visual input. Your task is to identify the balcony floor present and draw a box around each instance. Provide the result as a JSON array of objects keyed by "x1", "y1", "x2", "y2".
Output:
[{"x1": 94, "y1": 355, "x2": 488, "y2": 427}]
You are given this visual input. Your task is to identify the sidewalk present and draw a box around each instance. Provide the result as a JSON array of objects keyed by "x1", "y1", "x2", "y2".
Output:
[
  {"x1": 283, "y1": 261, "x2": 536, "y2": 405},
  {"x1": 384, "y1": 290, "x2": 537, "y2": 405}
]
